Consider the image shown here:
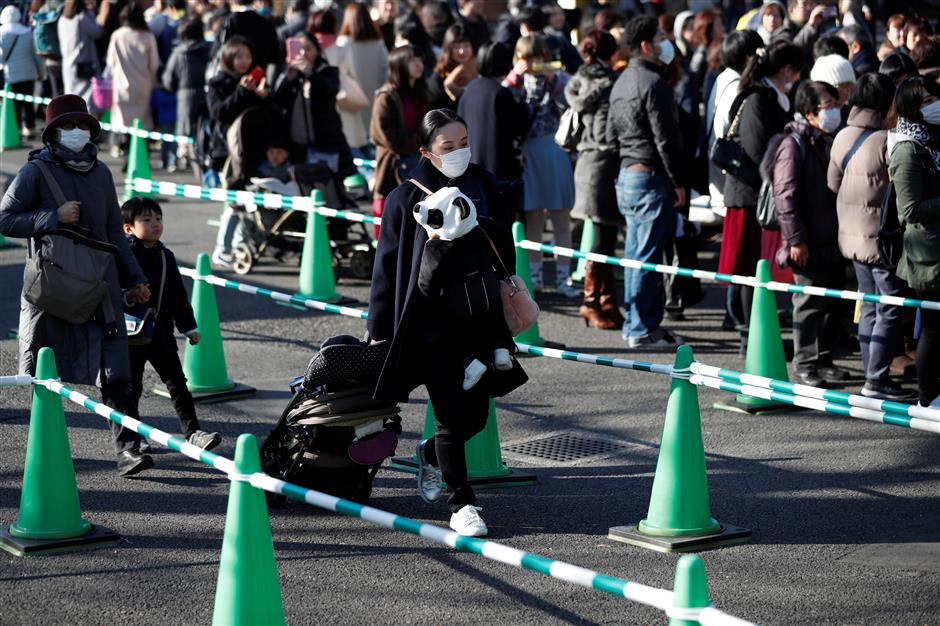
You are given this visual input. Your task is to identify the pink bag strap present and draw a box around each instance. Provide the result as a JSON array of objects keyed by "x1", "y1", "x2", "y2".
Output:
[{"x1": 407, "y1": 177, "x2": 435, "y2": 196}]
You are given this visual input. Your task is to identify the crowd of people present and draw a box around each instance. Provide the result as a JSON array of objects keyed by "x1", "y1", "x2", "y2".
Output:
[{"x1": 2, "y1": 0, "x2": 940, "y2": 531}]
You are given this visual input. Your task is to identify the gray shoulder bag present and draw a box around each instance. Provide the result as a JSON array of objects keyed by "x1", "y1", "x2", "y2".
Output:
[{"x1": 23, "y1": 161, "x2": 118, "y2": 325}]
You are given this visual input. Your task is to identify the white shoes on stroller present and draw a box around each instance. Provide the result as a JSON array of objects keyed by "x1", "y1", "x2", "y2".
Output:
[{"x1": 463, "y1": 350, "x2": 513, "y2": 391}]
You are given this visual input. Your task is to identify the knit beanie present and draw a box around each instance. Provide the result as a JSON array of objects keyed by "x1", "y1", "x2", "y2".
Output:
[{"x1": 810, "y1": 54, "x2": 856, "y2": 86}]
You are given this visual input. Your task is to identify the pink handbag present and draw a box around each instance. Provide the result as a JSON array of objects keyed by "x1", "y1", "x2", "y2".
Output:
[
  {"x1": 481, "y1": 230, "x2": 540, "y2": 337},
  {"x1": 91, "y1": 76, "x2": 112, "y2": 111}
]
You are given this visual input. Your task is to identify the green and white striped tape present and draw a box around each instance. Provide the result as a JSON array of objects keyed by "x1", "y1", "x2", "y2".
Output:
[
  {"x1": 28, "y1": 376, "x2": 752, "y2": 626},
  {"x1": 0, "y1": 374, "x2": 33, "y2": 387}
]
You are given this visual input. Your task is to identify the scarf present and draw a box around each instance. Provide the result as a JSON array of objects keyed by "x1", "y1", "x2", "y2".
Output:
[
  {"x1": 48, "y1": 140, "x2": 99, "y2": 173},
  {"x1": 890, "y1": 117, "x2": 940, "y2": 170}
]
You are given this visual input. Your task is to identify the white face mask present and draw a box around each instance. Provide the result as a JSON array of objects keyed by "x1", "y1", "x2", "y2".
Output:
[
  {"x1": 313, "y1": 0, "x2": 332, "y2": 10},
  {"x1": 59, "y1": 127, "x2": 90, "y2": 152},
  {"x1": 657, "y1": 39, "x2": 675, "y2": 66},
  {"x1": 817, "y1": 107, "x2": 842, "y2": 134},
  {"x1": 431, "y1": 147, "x2": 471, "y2": 179},
  {"x1": 921, "y1": 101, "x2": 940, "y2": 125}
]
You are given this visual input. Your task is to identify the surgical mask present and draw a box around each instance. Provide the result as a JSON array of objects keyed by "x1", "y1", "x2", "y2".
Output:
[
  {"x1": 921, "y1": 101, "x2": 940, "y2": 125},
  {"x1": 59, "y1": 127, "x2": 90, "y2": 152},
  {"x1": 818, "y1": 107, "x2": 842, "y2": 134},
  {"x1": 313, "y1": 0, "x2": 332, "y2": 10},
  {"x1": 783, "y1": 81, "x2": 794, "y2": 92},
  {"x1": 431, "y1": 147, "x2": 471, "y2": 179},
  {"x1": 657, "y1": 39, "x2": 675, "y2": 66}
]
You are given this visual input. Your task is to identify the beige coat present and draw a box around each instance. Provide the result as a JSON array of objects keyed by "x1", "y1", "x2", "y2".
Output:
[
  {"x1": 828, "y1": 107, "x2": 889, "y2": 266},
  {"x1": 106, "y1": 26, "x2": 159, "y2": 129},
  {"x1": 331, "y1": 37, "x2": 388, "y2": 147}
]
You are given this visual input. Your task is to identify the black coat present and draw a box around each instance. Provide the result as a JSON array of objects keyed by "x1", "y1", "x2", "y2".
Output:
[
  {"x1": 205, "y1": 71, "x2": 269, "y2": 169},
  {"x1": 367, "y1": 160, "x2": 522, "y2": 402},
  {"x1": 457, "y1": 76, "x2": 527, "y2": 182},
  {"x1": 722, "y1": 84, "x2": 792, "y2": 208},
  {"x1": 125, "y1": 239, "x2": 197, "y2": 353},
  {"x1": 273, "y1": 62, "x2": 356, "y2": 178}
]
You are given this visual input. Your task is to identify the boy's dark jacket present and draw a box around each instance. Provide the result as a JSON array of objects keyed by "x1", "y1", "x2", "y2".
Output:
[{"x1": 126, "y1": 238, "x2": 197, "y2": 352}]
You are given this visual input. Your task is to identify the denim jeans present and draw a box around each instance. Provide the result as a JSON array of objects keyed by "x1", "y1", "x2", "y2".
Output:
[
  {"x1": 853, "y1": 261, "x2": 908, "y2": 382},
  {"x1": 615, "y1": 169, "x2": 676, "y2": 338},
  {"x1": 214, "y1": 205, "x2": 244, "y2": 256}
]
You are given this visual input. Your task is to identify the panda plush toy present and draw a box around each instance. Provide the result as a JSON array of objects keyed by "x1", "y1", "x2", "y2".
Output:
[{"x1": 413, "y1": 186, "x2": 515, "y2": 391}]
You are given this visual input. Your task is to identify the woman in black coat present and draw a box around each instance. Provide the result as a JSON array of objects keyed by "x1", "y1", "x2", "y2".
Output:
[
  {"x1": 368, "y1": 109, "x2": 524, "y2": 538},
  {"x1": 273, "y1": 31, "x2": 355, "y2": 178}
]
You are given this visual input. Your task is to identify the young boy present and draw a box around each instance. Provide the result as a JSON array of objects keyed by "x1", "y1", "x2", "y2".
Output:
[{"x1": 122, "y1": 197, "x2": 222, "y2": 464}]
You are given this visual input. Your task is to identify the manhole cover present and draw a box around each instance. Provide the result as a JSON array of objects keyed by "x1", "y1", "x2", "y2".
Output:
[{"x1": 502, "y1": 432, "x2": 632, "y2": 465}]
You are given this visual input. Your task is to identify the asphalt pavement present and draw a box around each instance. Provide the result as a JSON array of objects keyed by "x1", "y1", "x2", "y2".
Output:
[{"x1": 0, "y1": 143, "x2": 938, "y2": 625}]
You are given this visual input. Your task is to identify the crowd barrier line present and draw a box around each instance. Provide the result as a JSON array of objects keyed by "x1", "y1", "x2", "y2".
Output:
[
  {"x1": 0, "y1": 373, "x2": 752, "y2": 626},
  {"x1": 131, "y1": 177, "x2": 940, "y2": 312},
  {"x1": 176, "y1": 267, "x2": 940, "y2": 433}
]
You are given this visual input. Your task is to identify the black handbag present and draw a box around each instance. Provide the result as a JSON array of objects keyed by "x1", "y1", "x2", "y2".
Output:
[
  {"x1": 710, "y1": 95, "x2": 762, "y2": 189},
  {"x1": 877, "y1": 181, "x2": 903, "y2": 269}
]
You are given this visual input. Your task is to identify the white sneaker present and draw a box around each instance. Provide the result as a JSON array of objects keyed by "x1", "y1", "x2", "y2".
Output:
[
  {"x1": 463, "y1": 358, "x2": 487, "y2": 391},
  {"x1": 493, "y1": 348, "x2": 512, "y2": 371},
  {"x1": 211, "y1": 250, "x2": 233, "y2": 267},
  {"x1": 449, "y1": 505, "x2": 488, "y2": 537},
  {"x1": 415, "y1": 439, "x2": 443, "y2": 503},
  {"x1": 626, "y1": 327, "x2": 685, "y2": 350}
]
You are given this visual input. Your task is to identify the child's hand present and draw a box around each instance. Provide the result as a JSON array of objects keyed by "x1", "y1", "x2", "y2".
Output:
[
  {"x1": 127, "y1": 283, "x2": 151, "y2": 304},
  {"x1": 187, "y1": 331, "x2": 201, "y2": 345}
]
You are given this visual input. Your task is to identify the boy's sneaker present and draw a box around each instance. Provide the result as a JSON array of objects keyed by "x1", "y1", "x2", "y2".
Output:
[
  {"x1": 449, "y1": 505, "x2": 488, "y2": 537},
  {"x1": 187, "y1": 430, "x2": 222, "y2": 451},
  {"x1": 626, "y1": 327, "x2": 684, "y2": 350},
  {"x1": 463, "y1": 358, "x2": 487, "y2": 391},
  {"x1": 493, "y1": 348, "x2": 513, "y2": 371},
  {"x1": 415, "y1": 439, "x2": 443, "y2": 503},
  {"x1": 861, "y1": 379, "x2": 917, "y2": 402}
]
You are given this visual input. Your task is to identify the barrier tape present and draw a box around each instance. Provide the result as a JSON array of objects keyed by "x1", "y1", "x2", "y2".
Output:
[
  {"x1": 518, "y1": 240, "x2": 940, "y2": 312},
  {"x1": 0, "y1": 92, "x2": 195, "y2": 144},
  {"x1": 353, "y1": 158, "x2": 377, "y2": 169},
  {"x1": 514, "y1": 343, "x2": 675, "y2": 377},
  {"x1": 690, "y1": 374, "x2": 940, "y2": 434},
  {"x1": 0, "y1": 374, "x2": 33, "y2": 387},
  {"x1": 690, "y1": 363, "x2": 940, "y2": 424},
  {"x1": 24, "y1": 376, "x2": 751, "y2": 625}
]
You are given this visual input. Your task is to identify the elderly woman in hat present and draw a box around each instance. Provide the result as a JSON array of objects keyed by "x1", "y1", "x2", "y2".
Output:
[{"x1": 0, "y1": 94, "x2": 156, "y2": 477}]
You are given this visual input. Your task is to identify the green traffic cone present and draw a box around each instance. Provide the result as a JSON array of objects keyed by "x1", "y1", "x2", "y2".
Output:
[
  {"x1": 511, "y1": 221, "x2": 546, "y2": 348},
  {"x1": 0, "y1": 347, "x2": 119, "y2": 556},
  {"x1": 669, "y1": 555, "x2": 711, "y2": 626},
  {"x1": 175, "y1": 253, "x2": 255, "y2": 402},
  {"x1": 389, "y1": 398, "x2": 537, "y2": 488},
  {"x1": 100, "y1": 109, "x2": 111, "y2": 125},
  {"x1": 608, "y1": 345, "x2": 751, "y2": 552},
  {"x1": 717, "y1": 259, "x2": 789, "y2": 413},
  {"x1": 343, "y1": 172, "x2": 367, "y2": 195},
  {"x1": 124, "y1": 118, "x2": 152, "y2": 200},
  {"x1": 0, "y1": 84, "x2": 21, "y2": 151},
  {"x1": 212, "y1": 434, "x2": 285, "y2": 626},
  {"x1": 569, "y1": 219, "x2": 594, "y2": 282},
  {"x1": 0, "y1": 232, "x2": 18, "y2": 248},
  {"x1": 297, "y1": 189, "x2": 341, "y2": 303}
]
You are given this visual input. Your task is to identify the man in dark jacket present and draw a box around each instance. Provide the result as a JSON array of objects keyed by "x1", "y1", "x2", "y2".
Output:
[
  {"x1": 210, "y1": 0, "x2": 281, "y2": 74},
  {"x1": 606, "y1": 15, "x2": 685, "y2": 349},
  {"x1": 840, "y1": 24, "x2": 878, "y2": 77}
]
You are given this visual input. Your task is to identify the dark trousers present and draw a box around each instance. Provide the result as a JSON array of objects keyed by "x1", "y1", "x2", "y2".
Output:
[
  {"x1": 915, "y1": 290, "x2": 940, "y2": 406},
  {"x1": 10, "y1": 80, "x2": 35, "y2": 129},
  {"x1": 854, "y1": 261, "x2": 908, "y2": 382},
  {"x1": 792, "y1": 264, "x2": 846, "y2": 372},
  {"x1": 101, "y1": 379, "x2": 144, "y2": 454},
  {"x1": 129, "y1": 346, "x2": 200, "y2": 437},
  {"x1": 422, "y1": 361, "x2": 490, "y2": 513},
  {"x1": 591, "y1": 222, "x2": 619, "y2": 255}
]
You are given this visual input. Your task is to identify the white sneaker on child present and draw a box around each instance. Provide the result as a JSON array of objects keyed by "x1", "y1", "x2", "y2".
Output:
[
  {"x1": 493, "y1": 348, "x2": 512, "y2": 371},
  {"x1": 463, "y1": 358, "x2": 487, "y2": 391},
  {"x1": 449, "y1": 505, "x2": 488, "y2": 537}
]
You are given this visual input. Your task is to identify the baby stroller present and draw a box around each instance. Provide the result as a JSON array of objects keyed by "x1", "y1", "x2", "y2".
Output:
[
  {"x1": 260, "y1": 335, "x2": 400, "y2": 506},
  {"x1": 221, "y1": 106, "x2": 375, "y2": 278}
]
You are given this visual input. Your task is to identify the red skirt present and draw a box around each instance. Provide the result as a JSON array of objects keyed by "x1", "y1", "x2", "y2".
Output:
[{"x1": 718, "y1": 207, "x2": 761, "y2": 276}]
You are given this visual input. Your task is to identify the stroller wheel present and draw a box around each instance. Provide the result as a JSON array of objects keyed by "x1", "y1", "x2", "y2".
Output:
[
  {"x1": 350, "y1": 248, "x2": 375, "y2": 280},
  {"x1": 232, "y1": 242, "x2": 255, "y2": 275}
]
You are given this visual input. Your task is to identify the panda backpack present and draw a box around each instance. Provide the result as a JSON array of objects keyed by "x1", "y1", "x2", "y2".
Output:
[{"x1": 409, "y1": 179, "x2": 539, "y2": 336}]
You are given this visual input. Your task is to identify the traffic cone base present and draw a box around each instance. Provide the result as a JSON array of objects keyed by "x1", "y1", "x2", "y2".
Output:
[
  {"x1": 153, "y1": 381, "x2": 255, "y2": 404},
  {"x1": 388, "y1": 398, "x2": 537, "y2": 488},
  {"x1": 608, "y1": 345, "x2": 751, "y2": 553},
  {"x1": 0, "y1": 524, "x2": 119, "y2": 557}
]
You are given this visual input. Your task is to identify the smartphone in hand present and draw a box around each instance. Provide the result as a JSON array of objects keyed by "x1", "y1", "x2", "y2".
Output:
[
  {"x1": 249, "y1": 66, "x2": 265, "y2": 83},
  {"x1": 287, "y1": 38, "x2": 303, "y2": 63}
]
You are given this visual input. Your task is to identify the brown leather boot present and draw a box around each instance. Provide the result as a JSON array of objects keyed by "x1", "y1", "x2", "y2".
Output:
[
  {"x1": 595, "y1": 263, "x2": 626, "y2": 328},
  {"x1": 580, "y1": 262, "x2": 620, "y2": 330}
]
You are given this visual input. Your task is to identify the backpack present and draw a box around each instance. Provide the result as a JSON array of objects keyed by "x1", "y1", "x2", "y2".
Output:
[
  {"x1": 32, "y1": 7, "x2": 61, "y2": 58},
  {"x1": 756, "y1": 132, "x2": 803, "y2": 230},
  {"x1": 877, "y1": 181, "x2": 902, "y2": 269}
]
